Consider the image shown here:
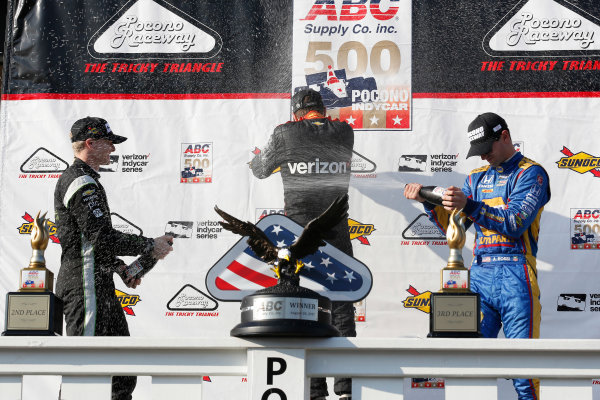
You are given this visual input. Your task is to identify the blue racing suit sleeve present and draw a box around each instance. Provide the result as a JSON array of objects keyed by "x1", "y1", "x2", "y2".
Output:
[
  {"x1": 462, "y1": 165, "x2": 550, "y2": 238},
  {"x1": 423, "y1": 177, "x2": 473, "y2": 235}
]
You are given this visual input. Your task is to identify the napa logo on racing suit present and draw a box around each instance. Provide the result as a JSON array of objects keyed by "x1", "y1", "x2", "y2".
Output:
[
  {"x1": 19, "y1": 148, "x2": 69, "y2": 179},
  {"x1": 88, "y1": 0, "x2": 222, "y2": 59},
  {"x1": 403, "y1": 285, "x2": 432, "y2": 314},
  {"x1": 483, "y1": 0, "x2": 600, "y2": 57},
  {"x1": 348, "y1": 218, "x2": 375, "y2": 245},
  {"x1": 557, "y1": 146, "x2": 600, "y2": 177},
  {"x1": 116, "y1": 289, "x2": 141, "y2": 316},
  {"x1": 17, "y1": 212, "x2": 59, "y2": 244}
]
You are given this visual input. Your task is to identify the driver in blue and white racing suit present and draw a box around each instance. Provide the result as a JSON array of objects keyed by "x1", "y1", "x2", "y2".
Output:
[{"x1": 405, "y1": 112, "x2": 550, "y2": 400}]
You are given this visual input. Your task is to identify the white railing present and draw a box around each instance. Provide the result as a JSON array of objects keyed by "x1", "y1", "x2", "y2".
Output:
[{"x1": 1, "y1": 337, "x2": 599, "y2": 400}]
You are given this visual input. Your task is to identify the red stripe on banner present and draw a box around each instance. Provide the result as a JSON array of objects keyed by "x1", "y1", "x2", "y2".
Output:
[
  {"x1": 227, "y1": 260, "x2": 277, "y2": 287},
  {"x1": 215, "y1": 277, "x2": 239, "y2": 291},
  {"x1": 413, "y1": 92, "x2": 600, "y2": 98},
  {"x1": 1, "y1": 93, "x2": 290, "y2": 101}
]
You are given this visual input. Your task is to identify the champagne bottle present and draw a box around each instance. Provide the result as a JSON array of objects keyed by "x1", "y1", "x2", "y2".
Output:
[
  {"x1": 126, "y1": 252, "x2": 158, "y2": 280},
  {"x1": 418, "y1": 185, "x2": 446, "y2": 206},
  {"x1": 120, "y1": 240, "x2": 172, "y2": 281}
]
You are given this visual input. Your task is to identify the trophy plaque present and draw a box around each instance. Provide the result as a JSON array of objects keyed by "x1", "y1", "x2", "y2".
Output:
[
  {"x1": 429, "y1": 209, "x2": 481, "y2": 338},
  {"x1": 3, "y1": 212, "x2": 63, "y2": 336},
  {"x1": 215, "y1": 196, "x2": 352, "y2": 337}
]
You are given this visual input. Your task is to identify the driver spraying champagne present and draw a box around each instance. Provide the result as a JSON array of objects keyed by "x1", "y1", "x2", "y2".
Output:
[{"x1": 404, "y1": 112, "x2": 550, "y2": 400}]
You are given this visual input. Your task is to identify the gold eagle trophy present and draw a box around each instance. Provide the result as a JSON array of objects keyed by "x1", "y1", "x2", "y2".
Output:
[
  {"x1": 215, "y1": 195, "x2": 350, "y2": 337},
  {"x1": 429, "y1": 209, "x2": 481, "y2": 337},
  {"x1": 3, "y1": 212, "x2": 63, "y2": 336}
]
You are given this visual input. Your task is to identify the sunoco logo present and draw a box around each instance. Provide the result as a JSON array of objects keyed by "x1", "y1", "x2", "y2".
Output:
[
  {"x1": 403, "y1": 286, "x2": 432, "y2": 313},
  {"x1": 89, "y1": 0, "x2": 222, "y2": 59},
  {"x1": 557, "y1": 146, "x2": 600, "y2": 177},
  {"x1": 17, "y1": 213, "x2": 59, "y2": 244},
  {"x1": 116, "y1": 289, "x2": 141, "y2": 316},
  {"x1": 484, "y1": 0, "x2": 600, "y2": 56},
  {"x1": 348, "y1": 218, "x2": 375, "y2": 245}
]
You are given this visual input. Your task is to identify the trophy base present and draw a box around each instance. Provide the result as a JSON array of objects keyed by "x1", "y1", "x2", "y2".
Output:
[
  {"x1": 230, "y1": 283, "x2": 340, "y2": 338},
  {"x1": 428, "y1": 292, "x2": 481, "y2": 338},
  {"x1": 3, "y1": 292, "x2": 63, "y2": 336}
]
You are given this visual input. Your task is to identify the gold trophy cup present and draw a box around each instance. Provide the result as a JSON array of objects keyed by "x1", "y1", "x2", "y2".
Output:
[
  {"x1": 3, "y1": 212, "x2": 63, "y2": 336},
  {"x1": 429, "y1": 209, "x2": 481, "y2": 337}
]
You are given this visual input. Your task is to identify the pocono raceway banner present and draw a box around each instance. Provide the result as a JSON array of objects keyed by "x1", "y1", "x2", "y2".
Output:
[{"x1": 2, "y1": 0, "x2": 600, "y2": 399}]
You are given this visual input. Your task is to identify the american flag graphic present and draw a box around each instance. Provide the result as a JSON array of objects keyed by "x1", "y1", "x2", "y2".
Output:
[{"x1": 206, "y1": 214, "x2": 372, "y2": 302}]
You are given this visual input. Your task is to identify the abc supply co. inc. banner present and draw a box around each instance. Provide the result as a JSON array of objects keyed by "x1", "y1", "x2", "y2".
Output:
[{"x1": 3, "y1": 1, "x2": 600, "y2": 399}]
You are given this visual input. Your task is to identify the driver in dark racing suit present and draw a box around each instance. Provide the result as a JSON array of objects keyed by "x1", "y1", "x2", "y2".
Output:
[
  {"x1": 250, "y1": 89, "x2": 355, "y2": 400},
  {"x1": 54, "y1": 116, "x2": 173, "y2": 400}
]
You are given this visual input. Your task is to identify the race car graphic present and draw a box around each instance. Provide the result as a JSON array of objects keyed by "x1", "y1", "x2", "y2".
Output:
[{"x1": 295, "y1": 65, "x2": 377, "y2": 109}]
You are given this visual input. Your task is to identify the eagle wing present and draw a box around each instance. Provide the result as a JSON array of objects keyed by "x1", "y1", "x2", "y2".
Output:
[
  {"x1": 290, "y1": 194, "x2": 349, "y2": 260},
  {"x1": 214, "y1": 206, "x2": 278, "y2": 263}
]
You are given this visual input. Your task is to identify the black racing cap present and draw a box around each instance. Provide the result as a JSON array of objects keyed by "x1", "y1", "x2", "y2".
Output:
[
  {"x1": 466, "y1": 112, "x2": 508, "y2": 158},
  {"x1": 291, "y1": 89, "x2": 324, "y2": 114},
  {"x1": 70, "y1": 116, "x2": 127, "y2": 144}
]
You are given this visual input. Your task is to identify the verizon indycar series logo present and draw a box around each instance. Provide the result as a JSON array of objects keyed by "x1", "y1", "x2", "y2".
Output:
[
  {"x1": 88, "y1": 0, "x2": 222, "y2": 59},
  {"x1": 570, "y1": 209, "x2": 600, "y2": 249},
  {"x1": 484, "y1": 0, "x2": 600, "y2": 56},
  {"x1": 557, "y1": 146, "x2": 600, "y2": 177},
  {"x1": 116, "y1": 289, "x2": 141, "y2": 316},
  {"x1": 557, "y1": 293, "x2": 600, "y2": 312},
  {"x1": 398, "y1": 153, "x2": 459, "y2": 173},
  {"x1": 99, "y1": 153, "x2": 151, "y2": 173},
  {"x1": 166, "y1": 284, "x2": 219, "y2": 317},
  {"x1": 19, "y1": 148, "x2": 68, "y2": 179},
  {"x1": 164, "y1": 220, "x2": 224, "y2": 240},
  {"x1": 17, "y1": 213, "x2": 59, "y2": 243},
  {"x1": 206, "y1": 214, "x2": 372, "y2": 302}
]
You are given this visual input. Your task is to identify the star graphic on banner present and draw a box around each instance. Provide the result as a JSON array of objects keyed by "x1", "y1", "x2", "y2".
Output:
[
  {"x1": 276, "y1": 239, "x2": 286, "y2": 247},
  {"x1": 369, "y1": 115, "x2": 379, "y2": 126},
  {"x1": 321, "y1": 257, "x2": 332, "y2": 268},
  {"x1": 304, "y1": 261, "x2": 315, "y2": 270},
  {"x1": 326, "y1": 272, "x2": 337, "y2": 284},
  {"x1": 271, "y1": 225, "x2": 283, "y2": 235},
  {"x1": 344, "y1": 270, "x2": 356, "y2": 282},
  {"x1": 291, "y1": 235, "x2": 299, "y2": 244},
  {"x1": 392, "y1": 116, "x2": 402, "y2": 126},
  {"x1": 346, "y1": 115, "x2": 356, "y2": 126}
]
